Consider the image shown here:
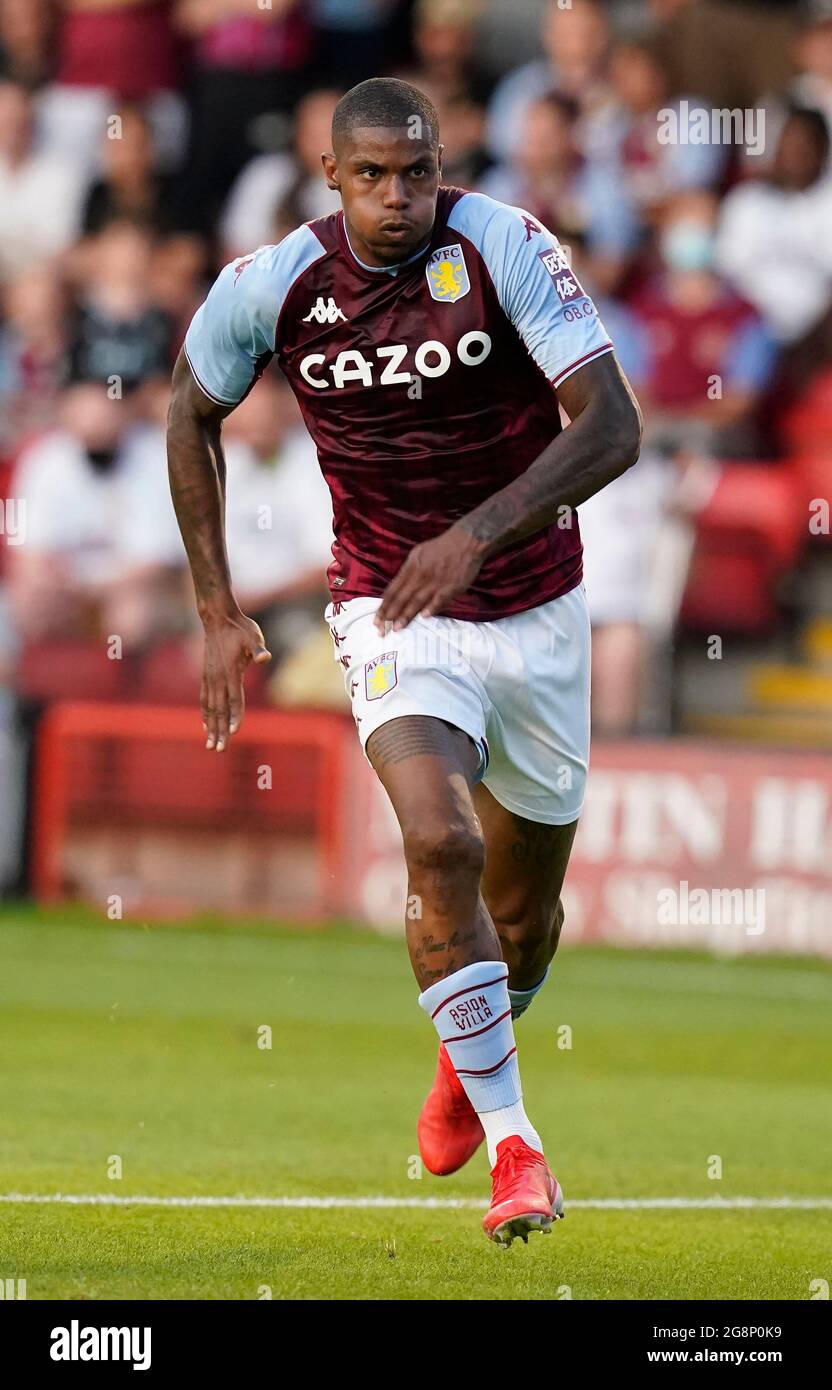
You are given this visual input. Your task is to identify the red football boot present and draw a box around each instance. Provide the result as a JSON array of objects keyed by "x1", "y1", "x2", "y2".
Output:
[
  {"x1": 417, "y1": 1042, "x2": 485, "y2": 1176},
  {"x1": 482, "y1": 1135, "x2": 564, "y2": 1246}
]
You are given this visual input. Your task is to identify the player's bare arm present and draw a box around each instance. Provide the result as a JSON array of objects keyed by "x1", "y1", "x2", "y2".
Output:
[
  {"x1": 375, "y1": 352, "x2": 642, "y2": 630},
  {"x1": 166, "y1": 350, "x2": 271, "y2": 752}
]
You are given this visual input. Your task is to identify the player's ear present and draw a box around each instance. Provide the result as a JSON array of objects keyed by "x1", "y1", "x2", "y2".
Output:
[
  {"x1": 437, "y1": 143, "x2": 444, "y2": 179},
  {"x1": 322, "y1": 152, "x2": 340, "y2": 191}
]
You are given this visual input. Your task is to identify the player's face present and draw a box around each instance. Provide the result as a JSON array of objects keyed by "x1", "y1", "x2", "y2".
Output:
[{"x1": 323, "y1": 128, "x2": 442, "y2": 267}]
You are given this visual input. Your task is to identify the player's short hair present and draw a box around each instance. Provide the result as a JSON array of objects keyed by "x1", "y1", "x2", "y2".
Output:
[{"x1": 332, "y1": 78, "x2": 440, "y2": 151}]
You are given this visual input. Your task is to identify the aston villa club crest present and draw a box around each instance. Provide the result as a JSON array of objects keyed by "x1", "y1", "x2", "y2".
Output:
[
  {"x1": 426, "y1": 244, "x2": 470, "y2": 303},
  {"x1": 365, "y1": 652, "x2": 398, "y2": 700}
]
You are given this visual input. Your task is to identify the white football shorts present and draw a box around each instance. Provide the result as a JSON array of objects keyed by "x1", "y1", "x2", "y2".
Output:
[{"x1": 325, "y1": 583, "x2": 590, "y2": 825}]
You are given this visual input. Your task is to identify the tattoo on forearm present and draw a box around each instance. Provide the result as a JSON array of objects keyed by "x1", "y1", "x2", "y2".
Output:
[{"x1": 457, "y1": 367, "x2": 640, "y2": 557}]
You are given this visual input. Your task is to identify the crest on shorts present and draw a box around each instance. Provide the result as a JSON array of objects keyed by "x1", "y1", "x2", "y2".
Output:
[
  {"x1": 365, "y1": 652, "x2": 398, "y2": 700},
  {"x1": 426, "y1": 244, "x2": 469, "y2": 303}
]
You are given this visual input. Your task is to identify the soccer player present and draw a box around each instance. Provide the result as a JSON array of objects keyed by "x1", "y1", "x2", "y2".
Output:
[{"x1": 167, "y1": 78, "x2": 641, "y2": 1246}]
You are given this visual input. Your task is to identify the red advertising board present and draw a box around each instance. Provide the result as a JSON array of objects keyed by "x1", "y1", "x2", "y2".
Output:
[
  {"x1": 350, "y1": 741, "x2": 832, "y2": 957},
  {"x1": 32, "y1": 705, "x2": 832, "y2": 957}
]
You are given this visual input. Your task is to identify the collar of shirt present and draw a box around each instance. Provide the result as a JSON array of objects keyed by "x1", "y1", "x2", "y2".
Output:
[{"x1": 343, "y1": 217, "x2": 432, "y2": 276}]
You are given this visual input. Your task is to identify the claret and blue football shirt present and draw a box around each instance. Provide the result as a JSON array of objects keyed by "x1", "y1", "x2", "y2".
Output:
[{"x1": 184, "y1": 187, "x2": 614, "y2": 620}]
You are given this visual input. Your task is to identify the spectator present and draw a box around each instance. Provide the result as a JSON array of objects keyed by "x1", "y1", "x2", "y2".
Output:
[
  {"x1": 636, "y1": 190, "x2": 778, "y2": 455},
  {"x1": 68, "y1": 220, "x2": 173, "y2": 391},
  {"x1": 715, "y1": 106, "x2": 832, "y2": 346},
  {"x1": 37, "y1": 0, "x2": 187, "y2": 176},
  {"x1": 175, "y1": 0, "x2": 314, "y2": 234},
  {"x1": 0, "y1": 0, "x2": 53, "y2": 86},
  {"x1": 485, "y1": 0, "x2": 618, "y2": 166},
  {"x1": 791, "y1": 12, "x2": 832, "y2": 139},
  {"x1": 399, "y1": 0, "x2": 492, "y2": 109},
  {"x1": 7, "y1": 383, "x2": 185, "y2": 646},
  {"x1": 222, "y1": 373, "x2": 334, "y2": 662},
  {"x1": 608, "y1": 39, "x2": 726, "y2": 221},
  {"x1": 478, "y1": 94, "x2": 639, "y2": 293},
  {"x1": 0, "y1": 268, "x2": 69, "y2": 455},
  {"x1": 432, "y1": 92, "x2": 489, "y2": 189},
  {"x1": 81, "y1": 103, "x2": 179, "y2": 237},
  {"x1": 649, "y1": 0, "x2": 797, "y2": 115},
  {"x1": 572, "y1": 287, "x2": 667, "y2": 737},
  {"x1": 310, "y1": 0, "x2": 409, "y2": 89},
  {"x1": 219, "y1": 88, "x2": 342, "y2": 260},
  {"x1": 0, "y1": 79, "x2": 88, "y2": 283},
  {"x1": 148, "y1": 234, "x2": 211, "y2": 349}
]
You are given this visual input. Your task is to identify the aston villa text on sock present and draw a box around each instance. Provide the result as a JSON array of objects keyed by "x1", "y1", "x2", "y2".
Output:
[{"x1": 448, "y1": 995, "x2": 494, "y2": 1029}]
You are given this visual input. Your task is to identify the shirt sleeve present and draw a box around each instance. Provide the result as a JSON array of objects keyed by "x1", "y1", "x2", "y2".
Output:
[
  {"x1": 184, "y1": 226, "x2": 325, "y2": 406},
  {"x1": 448, "y1": 192, "x2": 615, "y2": 389}
]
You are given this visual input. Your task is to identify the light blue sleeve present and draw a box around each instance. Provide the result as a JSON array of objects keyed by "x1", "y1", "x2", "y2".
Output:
[
  {"x1": 448, "y1": 192, "x2": 615, "y2": 388},
  {"x1": 184, "y1": 226, "x2": 325, "y2": 406}
]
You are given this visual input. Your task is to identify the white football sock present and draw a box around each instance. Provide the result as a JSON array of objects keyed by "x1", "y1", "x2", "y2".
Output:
[
  {"x1": 418, "y1": 959, "x2": 543, "y2": 1167},
  {"x1": 508, "y1": 966, "x2": 550, "y2": 1020}
]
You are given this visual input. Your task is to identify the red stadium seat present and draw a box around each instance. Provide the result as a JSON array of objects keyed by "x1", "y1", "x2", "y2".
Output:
[
  {"x1": 133, "y1": 639, "x2": 203, "y2": 707},
  {"x1": 793, "y1": 454, "x2": 832, "y2": 546},
  {"x1": 680, "y1": 463, "x2": 806, "y2": 633},
  {"x1": 782, "y1": 370, "x2": 832, "y2": 455},
  {"x1": 32, "y1": 703, "x2": 353, "y2": 918},
  {"x1": 136, "y1": 638, "x2": 272, "y2": 707},
  {"x1": 15, "y1": 637, "x2": 275, "y2": 707},
  {"x1": 16, "y1": 641, "x2": 126, "y2": 703}
]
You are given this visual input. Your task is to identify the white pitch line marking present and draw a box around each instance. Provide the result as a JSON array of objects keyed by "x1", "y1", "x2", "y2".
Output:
[{"x1": 0, "y1": 1194, "x2": 830, "y2": 1211}]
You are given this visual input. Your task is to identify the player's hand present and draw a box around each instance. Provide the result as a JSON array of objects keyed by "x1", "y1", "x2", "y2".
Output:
[
  {"x1": 201, "y1": 611, "x2": 271, "y2": 751},
  {"x1": 374, "y1": 525, "x2": 487, "y2": 633}
]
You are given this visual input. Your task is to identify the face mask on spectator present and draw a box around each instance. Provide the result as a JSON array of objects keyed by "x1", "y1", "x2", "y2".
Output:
[
  {"x1": 85, "y1": 446, "x2": 119, "y2": 474},
  {"x1": 660, "y1": 220, "x2": 715, "y2": 273}
]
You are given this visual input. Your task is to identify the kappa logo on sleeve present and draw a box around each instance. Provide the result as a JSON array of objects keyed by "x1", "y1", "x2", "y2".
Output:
[
  {"x1": 365, "y1": 652, "x2": 398, "y2": 700},
  {"x1": 538, "y1": 246, "x2": 586, "y2": 305},
  {"x1": 233, "y1": 243, "x2": 271, "y2": 283}
]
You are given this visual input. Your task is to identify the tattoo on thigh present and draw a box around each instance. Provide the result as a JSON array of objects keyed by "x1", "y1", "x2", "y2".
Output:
[
  {"x1": 368, "y1": 716, "x2": 456, "y2": 772},
  {"x1": 509, "y1": 818, "x2": 562, "y2": 869}
]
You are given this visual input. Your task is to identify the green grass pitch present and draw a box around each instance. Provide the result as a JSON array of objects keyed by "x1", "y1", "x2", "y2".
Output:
[{"x1": 0, "y1": 906, "x2": 830, "y2": 1300}]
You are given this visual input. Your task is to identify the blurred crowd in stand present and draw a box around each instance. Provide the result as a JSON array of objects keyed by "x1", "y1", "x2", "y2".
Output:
[{"x1": 1, "y1": 0, "x2": 831, "y2": 877}]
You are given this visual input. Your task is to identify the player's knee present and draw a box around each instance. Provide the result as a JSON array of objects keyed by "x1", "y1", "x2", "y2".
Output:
[
  {"x1": 403, "y1": 820, "x2": 486, "y2": 883},
  {"x1": 497, "y1": 897, "x2": 565, "y2": 963}
]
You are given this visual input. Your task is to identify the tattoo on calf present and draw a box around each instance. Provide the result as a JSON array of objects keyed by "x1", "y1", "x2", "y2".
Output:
[
  {"x1": 413, "y1": 928, "x2": 478, "y2": 960},
  {"x1": 418, "y1": 967, "x2": 446, "y2": 985}
]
